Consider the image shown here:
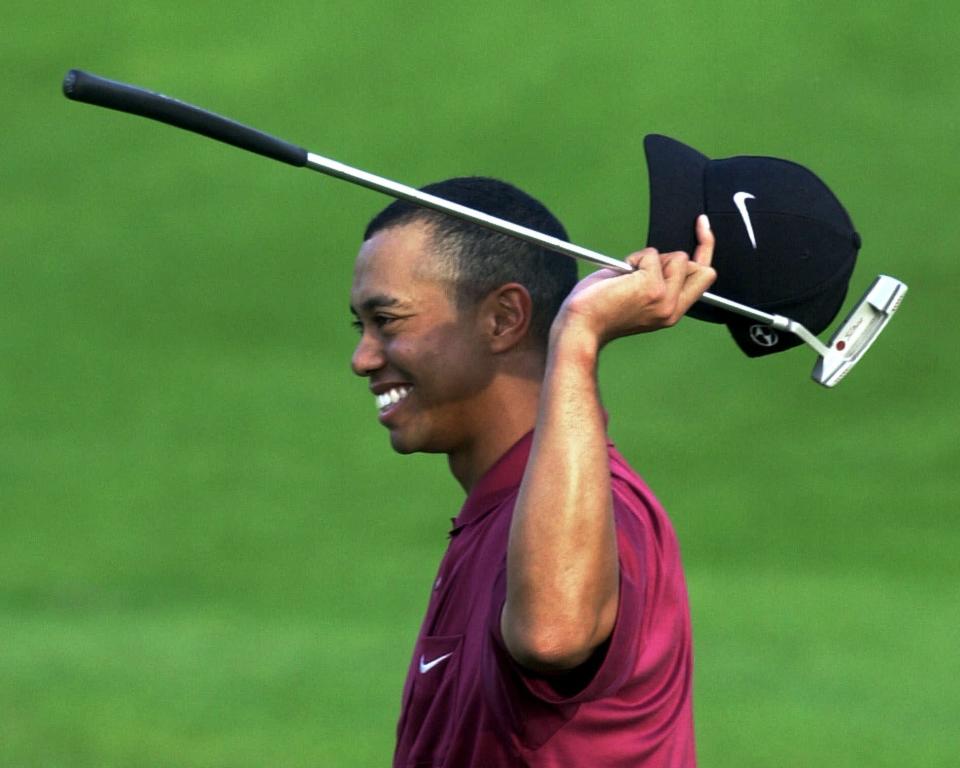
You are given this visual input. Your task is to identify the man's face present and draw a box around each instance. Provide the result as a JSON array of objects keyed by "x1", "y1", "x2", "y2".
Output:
[{"x1": 350, "y1": 221, "x2": 494, "y2": 455}]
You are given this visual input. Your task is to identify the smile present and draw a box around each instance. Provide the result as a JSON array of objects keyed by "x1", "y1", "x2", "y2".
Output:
[{"x1": 375, "y1": 386, "x2": 411, "y2": 411}]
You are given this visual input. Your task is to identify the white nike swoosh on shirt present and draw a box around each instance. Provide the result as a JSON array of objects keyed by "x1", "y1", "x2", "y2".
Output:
[
  {"x1": 418, "y1": 652, "x2": 454, "y2": 674},
  {"x1": 733, "y1": 191, "x2": 758, "y2": 249}
]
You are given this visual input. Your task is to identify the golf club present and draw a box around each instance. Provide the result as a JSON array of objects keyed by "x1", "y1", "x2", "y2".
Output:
[{"x1": 61, "y1": 69, "x2": 906, "y2": 387}]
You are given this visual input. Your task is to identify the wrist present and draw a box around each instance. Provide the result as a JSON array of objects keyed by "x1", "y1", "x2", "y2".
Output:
[{"x1": 548, "y1": 311, "x2": 601, "y2": 369}]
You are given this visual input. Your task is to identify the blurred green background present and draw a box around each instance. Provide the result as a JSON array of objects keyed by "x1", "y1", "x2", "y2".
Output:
[{"x1": 2, "y1": 2, "x2": 957, "y2": 765}]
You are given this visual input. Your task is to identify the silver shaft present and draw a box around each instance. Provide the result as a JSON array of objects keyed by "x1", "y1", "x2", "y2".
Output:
[
  {"x1": 307, "y1": 151, "x2": 813, "y2": 338},
  {"x1": 785, "y1": 321, "x2": 831, "y2": 357}
]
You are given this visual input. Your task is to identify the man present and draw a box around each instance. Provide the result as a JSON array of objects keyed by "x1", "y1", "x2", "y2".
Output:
[{"x1": 350, "y1": 177, "x2": 716, "y2": 767}]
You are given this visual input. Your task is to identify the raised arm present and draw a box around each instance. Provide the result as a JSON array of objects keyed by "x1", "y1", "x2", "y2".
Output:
[{"x1": 500, "y1": 216, "x2": 716, "y2": 672}]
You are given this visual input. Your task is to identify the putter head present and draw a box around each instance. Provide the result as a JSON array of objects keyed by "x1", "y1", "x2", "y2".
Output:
[{"x1": 812, "y1": 275, "x2": 907, "y2": 387}]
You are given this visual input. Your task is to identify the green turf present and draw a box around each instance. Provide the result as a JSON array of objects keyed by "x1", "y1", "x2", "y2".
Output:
[{"x1": 2, "y1": 1, "x2": 958, "y2": 765}]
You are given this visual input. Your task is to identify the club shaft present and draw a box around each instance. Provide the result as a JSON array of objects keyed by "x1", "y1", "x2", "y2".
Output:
[
  {"x1": 62, "y1": 69, "x2": 785, "y2": 330},
  {"x1": 305, "y1": 152, "x2": 778, "y2": 326}
]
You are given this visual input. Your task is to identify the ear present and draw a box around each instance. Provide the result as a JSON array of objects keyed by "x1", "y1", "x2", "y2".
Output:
[{"x1": 479, "y1": 283, "x2": 533, "y2": 354}]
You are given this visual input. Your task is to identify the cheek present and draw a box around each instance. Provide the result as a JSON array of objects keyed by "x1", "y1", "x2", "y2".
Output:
[
  {"x1": 393, "y1": 328, "x2": 490, "y2": 397},
  {"x1": 432, "y1": 341, "x2": 491, "y2": 399},
  {"x1": 423, "y1": 326, "x2": 482, "y2": 367}
]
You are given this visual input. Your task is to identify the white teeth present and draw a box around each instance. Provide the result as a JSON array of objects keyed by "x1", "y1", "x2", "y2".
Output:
[{"x1": 375, "y1": 386, "x2": 410, "y2": 411}]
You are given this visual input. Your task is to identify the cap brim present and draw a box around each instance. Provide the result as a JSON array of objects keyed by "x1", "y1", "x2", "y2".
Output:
[
  {"x1": 644, "y1": 135, "x2": 725, "y2": 322},
  {"x1": 644, "y1": 134, "x2": 708, "y2": 255}
]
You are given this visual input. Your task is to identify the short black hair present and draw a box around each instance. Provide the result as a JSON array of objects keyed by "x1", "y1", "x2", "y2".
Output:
[{"x1": 363, "y1": 177, "x2": 579, "y2": 346}]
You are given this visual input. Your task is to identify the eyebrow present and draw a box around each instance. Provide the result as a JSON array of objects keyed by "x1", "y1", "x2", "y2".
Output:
[{"x1": 349, "y1": 294, "x2": 406, "y2": 316}]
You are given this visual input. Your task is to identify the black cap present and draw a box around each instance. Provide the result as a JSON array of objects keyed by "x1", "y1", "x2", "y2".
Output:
[{"x1": 644, "y1": 134, "x2": 861, "y2": 357}]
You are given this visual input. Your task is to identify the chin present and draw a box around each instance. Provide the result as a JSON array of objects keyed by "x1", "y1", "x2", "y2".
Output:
[
  {"x1": 388, "y1": 428, "x2": 423, "y2": 455},
  {"x1": 387, "y1": 425, "x2": 453, "y2": 456},
  {"x1": 389, "y1": 435, "x2": 418, "y2": 454}
]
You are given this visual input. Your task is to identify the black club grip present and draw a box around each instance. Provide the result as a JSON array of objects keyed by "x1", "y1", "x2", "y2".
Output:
[{"x1": 63, "y1": 69, "x2": 308, "y2": 168}]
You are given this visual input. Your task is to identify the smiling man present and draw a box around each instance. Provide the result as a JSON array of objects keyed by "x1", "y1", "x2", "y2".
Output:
[{"x1": 350, "y1": 177, "x2": 715, "y2": 767}]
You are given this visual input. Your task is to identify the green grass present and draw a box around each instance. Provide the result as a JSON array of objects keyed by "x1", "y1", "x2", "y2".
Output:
[{"x1": 2, "y1": 1, "x2": 958, "y2": 765}]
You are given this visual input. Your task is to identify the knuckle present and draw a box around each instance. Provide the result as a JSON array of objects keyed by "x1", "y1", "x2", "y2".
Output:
[
  {"x1": 629, "y1": 248, "x2": 657, "y2": 266},
  {"x1": 660, "y1": 308, "x2": 678, "y2": 325},
  {"x1": 651, "y1": 301, "x2": 675, "y2": 323},
  {"x1": 643, "y1": 275, "x2": 666, "y2": 300}
]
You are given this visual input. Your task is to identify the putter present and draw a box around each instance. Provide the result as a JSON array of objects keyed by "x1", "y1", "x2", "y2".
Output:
[{"x1": 61, "y1": 69, "x2": 907, "y2": 387}]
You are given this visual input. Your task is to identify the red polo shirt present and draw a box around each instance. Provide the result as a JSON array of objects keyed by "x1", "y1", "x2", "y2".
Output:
[{"x1": 394, "y1": 431, "x2": 695, "y2": 767}]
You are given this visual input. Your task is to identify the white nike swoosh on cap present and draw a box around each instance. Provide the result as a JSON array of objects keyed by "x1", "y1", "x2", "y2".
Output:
[
  {"x1": 419, "y1": 652, "x2": 454, "y2": 674},
  {"x1": 733, "y1": 191, "x2": 758, "y2": 249}
]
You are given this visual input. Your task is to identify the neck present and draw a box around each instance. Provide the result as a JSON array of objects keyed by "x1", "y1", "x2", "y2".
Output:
[{"x1": 447, "y1": 369, "x2": 542, "y2": 493}]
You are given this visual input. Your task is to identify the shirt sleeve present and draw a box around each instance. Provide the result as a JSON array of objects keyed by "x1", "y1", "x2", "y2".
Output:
[{"x1": 489, "y1": 478, "x2": 648, "y2": 706}]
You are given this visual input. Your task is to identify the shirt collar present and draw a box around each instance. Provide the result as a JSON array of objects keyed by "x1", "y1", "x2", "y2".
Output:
[{"x1": 450, "y1": 430, "x2": 534, "y2": 535}]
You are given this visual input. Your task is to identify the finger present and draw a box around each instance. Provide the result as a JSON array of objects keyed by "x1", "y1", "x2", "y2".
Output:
[
  {"x1": 624, "y1": 247, "x2": 659, "y2": 270},
  {"x1": 693, "y1": 214, "x2": 715, "y2": 266},
  {"x1": 657, "y1": 253, "x2": 691, "y2": 321},
  {"x1": 677, "y1": 264, "x2": 717, "y2": 313},
  {"x1": 659, "y1": 251, "x2": 690, "y2": 285},
  {"x1": 666, "y1": 253, "x2": 703, "y2": 277},
  {"x1": 634, "y1": 248, "x2": 665, "y2": 284}
]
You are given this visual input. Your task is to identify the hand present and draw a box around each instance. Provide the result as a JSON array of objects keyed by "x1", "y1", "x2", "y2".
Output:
[{"x1": 553, "y1": 214, "x2": 716, "y2": 348}]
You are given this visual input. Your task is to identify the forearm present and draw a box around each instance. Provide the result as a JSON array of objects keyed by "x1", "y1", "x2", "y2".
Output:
[
  {"x1": 500, "y1": 225, "x2": 715, "y2": 671},
  {"x1": 501, "y1": 319, "x2": 619, "y2": 671}
]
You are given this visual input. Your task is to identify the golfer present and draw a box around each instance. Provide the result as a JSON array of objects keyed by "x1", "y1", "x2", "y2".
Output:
[{"x1": 350, "y1": 177, "x2": 716, "y2": 767}]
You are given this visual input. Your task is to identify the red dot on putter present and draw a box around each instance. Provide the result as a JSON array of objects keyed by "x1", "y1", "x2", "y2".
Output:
[{"x1": 836, "y1": 340, "x2": 846, "y2": 351}]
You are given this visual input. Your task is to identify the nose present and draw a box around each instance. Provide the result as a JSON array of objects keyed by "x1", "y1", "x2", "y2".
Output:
[{"x1": 351, "y1": 330, "x2": 386, "y2": 377}]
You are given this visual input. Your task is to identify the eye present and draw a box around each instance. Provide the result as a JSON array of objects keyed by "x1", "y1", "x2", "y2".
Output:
[{"x1": 351, "y1": 314, "x2": 400, "y2": 334}]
